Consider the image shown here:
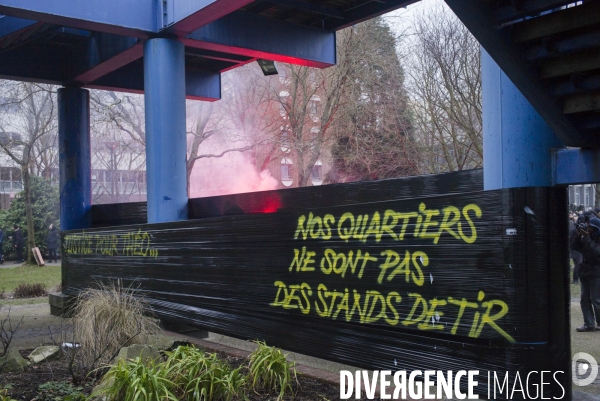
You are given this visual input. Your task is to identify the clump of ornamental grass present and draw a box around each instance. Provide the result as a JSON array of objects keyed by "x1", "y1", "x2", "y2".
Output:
[
  {"x1": 165, "y1": 345, "x2": 246, "y2": 401},
  {"x1": 70, "y1": 280, "x2": 160, "y2": 370},
  {"x1": 247, "y1": 340, "x2": 297, "y2": 400},
  {"x1": 91, "y1": 357, "x2": 177, "y2": 401}
]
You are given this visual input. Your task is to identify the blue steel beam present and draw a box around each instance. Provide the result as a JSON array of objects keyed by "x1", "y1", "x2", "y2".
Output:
[
  {"x1": 266, "y1": 0, "x2": 344, "y2": 19},
  {"x1": 58, "y1": 87, "x2": 92, "y2": 230},
  {"x1": 0, "y1": 0, "x2": 156, "y2": 37},
  {"x1": 0, "y1": 15, "x2": 38, "y2": 38},
  {"x1": 553, "y1": 149, "x2": 600, "y2": 186},
  {"x1": 87, "y1": 60, "x2": 222, "y2": 101},
  {"x1": 324, "y1": 0, "x2": 418, "y2": 31},
  {"x1": 73, "y1": 33, "x2": 143, "y2": 84},
  {"x1": 163, "y1": 0, "x2": 253, "y2": 35},
  {"x1": 482, "y1": 49, "x2": 565, "y2": 190},
  {"x1": 0, "y1": 38, "x2": 220, "y2": 100},
  {"x1": 0, "y1": 39, "x2": 75, "y2": 84},
  {"x1": 144, "y1": 38, "x2": 188, "y2": 223},
  {"x1": 182, "y1": 11, "x2": 336, "y2": 68}
]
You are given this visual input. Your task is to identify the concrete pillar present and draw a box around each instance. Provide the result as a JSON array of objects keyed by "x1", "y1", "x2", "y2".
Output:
[
  {"x1": 58, "y1": 87, "x2": 92, "y2": 230},
  {"x1": 482, "y1": 48, "x2": 565, "y2": 190},
  {"x1": 144, "y1": 38, "x2": 188, "y2": 223}
]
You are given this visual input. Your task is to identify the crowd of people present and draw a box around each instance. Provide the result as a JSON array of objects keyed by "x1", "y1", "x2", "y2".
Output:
[
  {"x1": 569, "y1": 209, "x2": 600, "y2": 332},
  {"x1": 0, "y1": 223, "x2": 59, "y2": 264}
]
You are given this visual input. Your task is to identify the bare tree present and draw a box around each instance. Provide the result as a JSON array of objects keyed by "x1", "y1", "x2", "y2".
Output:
[
  {"x1": 220, "y1": 65, "x2": 281, "y2": 174},
  {"x1": 259, "y1": 29, "x2": 359, "y2": 188},
  {"x1": 185, "y1": 66, "x2": 283, "y2": 196},
  {"x1": 0, "y1": 81, "x2": 57, "y2": 262},
  {"x1": 90, "y1": 91, "x2": 146, "y2": 204},
  {"x1": 405, "y1": 3, "x2": 482, "y2": 173}
]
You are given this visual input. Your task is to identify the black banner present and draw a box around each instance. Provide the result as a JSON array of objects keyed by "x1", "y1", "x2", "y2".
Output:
[{"x1": 64, "y1": 183, "x2": 569, "y2": 399}]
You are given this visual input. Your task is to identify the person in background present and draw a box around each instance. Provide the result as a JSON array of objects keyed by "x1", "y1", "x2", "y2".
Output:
[
  {"x1": 13, "y1": 224, "x2": 24, "y2": 263},
  {"x1": 570, "y1": 216, "x2": 583, "y2": 284},
  {"x1": 46, "y1": 224, "x2": 59, "y2": 263},
  {"x1": 572, "y1": 217, "x2": 600, "y2": 332}
]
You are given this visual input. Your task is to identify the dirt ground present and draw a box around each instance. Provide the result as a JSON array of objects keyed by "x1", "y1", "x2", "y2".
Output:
[
  {"x1": 0, "y1": 301, "x2": 374, "y2": 400},
  {"x1": 0, "y1": 348, "x2": 348, "y2": 401}
]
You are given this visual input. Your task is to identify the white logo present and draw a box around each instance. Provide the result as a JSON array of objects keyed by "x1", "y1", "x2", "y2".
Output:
[{"x1": 573, "y1": 352, "x2": 598, "y2": 386}]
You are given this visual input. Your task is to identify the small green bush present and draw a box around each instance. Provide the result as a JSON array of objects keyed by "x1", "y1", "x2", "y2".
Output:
[
  {"x1": 91, "y1": 357, "x2": 177, "y2": 401},
  {"x1": 247, "y1": 340, "x2": 297, "y2": 400},
  {"x1": 165, "y1": 345, "x2": 246, "y2": 401},
  {"x1": 12, "y1": 282, "x2": 46, "y2": 298}
]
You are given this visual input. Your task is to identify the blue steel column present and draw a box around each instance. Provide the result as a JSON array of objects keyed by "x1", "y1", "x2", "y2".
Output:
[
  {"x1": 144, "y1": 38, "x2": 188, "y2": 223},
  {"x1": 58, "y1": 87, "x2": 92, "y2": 230},
  {"x1": 482, "y1": 48, "x2": 565, "y2": 190}
]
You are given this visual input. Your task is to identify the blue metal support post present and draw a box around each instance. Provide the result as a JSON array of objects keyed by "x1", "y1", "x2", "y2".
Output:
[
  {"x1": 482, "y1": 49, "x2": 565, "y2": 190},
  {"x1": 144, "y1": 38, "x2": 188, "y2": 223},
  {"x1": 58, "y1": 87, "x2": 92, "y2": 230}
]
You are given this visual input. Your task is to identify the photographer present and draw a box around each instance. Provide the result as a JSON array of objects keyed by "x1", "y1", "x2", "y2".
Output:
[
  {"x1": 570, "y1": 216, "x2": 583, "y2": 284},
  {"x1": 572, "y1": 217, "x2": 600, "y2": 332}
]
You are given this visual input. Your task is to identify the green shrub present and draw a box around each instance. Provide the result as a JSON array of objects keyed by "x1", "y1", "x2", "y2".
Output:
[
  {"x1": 247, "y1": 340, "x2": 297, "y2": 400},
  {"x1": 165, "y1": 345, "x2": 246, "y2": 401},
  {"x1": 91, "y1": 357, "x2": 177, "y2": 401},
  {"x1": 12, "y1": 282, "x2": 46, "y2": 298},
  {"x1": 0, "y1": 175, "x2": 59, "y2": 260}
]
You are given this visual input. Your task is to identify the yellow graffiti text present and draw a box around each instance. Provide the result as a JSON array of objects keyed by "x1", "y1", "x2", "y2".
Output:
[{"x1": 293, "y1": 203, "x2": 482, "y2": 244}]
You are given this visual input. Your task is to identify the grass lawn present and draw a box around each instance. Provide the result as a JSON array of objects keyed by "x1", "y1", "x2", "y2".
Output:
[{"x1": 0, "y1": 263, "x2": 61, "y2": 295}]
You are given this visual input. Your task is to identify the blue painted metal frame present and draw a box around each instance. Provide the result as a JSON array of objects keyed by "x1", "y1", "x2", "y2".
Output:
[
  {"x1": 553, "y1": 149, "x2": 600, "y2": 186},
  {"x1": 58, "y1": 87, "x2": 92, "y2": 230},
  {"x1": 0, "y1": 38, "x2": 76, "y2": 84},
  {"x1": 0, "y1": 15, "x2": 38, "y2": 37},
  {"x1": 0, "y1": 0, "x2": 156, "y2": 37},
  {"x1": 88, "y1": 59, "x2": 221, "y2": 101},
  {"x1": 144, "y1": 38, "x2": 188, "y2": 223},
  {"x1": 482, "y1": 49, "x2": 565, "y2": 189},
  {"x1": 164, "y1": 0, "x2": 253, "y2": 35},
  {"x1": 74, "y1": 33, "x2": 142, "y2": 84},
  {"x1": 183, "y1": 11, "x2": 336, "y2": 67}
]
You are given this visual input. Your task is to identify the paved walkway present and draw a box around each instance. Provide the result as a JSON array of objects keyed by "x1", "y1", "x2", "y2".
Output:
[{"x1": 0, "y1": 260, "x2": 61, "y2": 269}]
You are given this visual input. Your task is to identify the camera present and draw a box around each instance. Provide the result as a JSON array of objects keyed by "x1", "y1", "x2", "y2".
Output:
[{"x1": 577, "y1": 223, "x2": 589, "y2": 231}]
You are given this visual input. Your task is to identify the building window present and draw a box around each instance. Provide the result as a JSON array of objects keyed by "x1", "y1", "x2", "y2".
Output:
[
  {"x1": 585, "y1": 186, "x2": 591, "y2": 208},
  {"x1": 311, "y1": 160, "x2": 323, "y2": 186},
  {"x1": 281, "y1": 158, "x2": 293, "y2": 187},
  {"x1": 0, "y1": 167, "x2": 22, "y2": 193},
  {"x1": 281, "y1": 163, "x2": 290, "y2": 179},
  {"x1": 312, "y1": 165, "x2": 321, "y2": 179},
  {"x1": 575, "y1": 186, "x2": 581, "y2": 206}
]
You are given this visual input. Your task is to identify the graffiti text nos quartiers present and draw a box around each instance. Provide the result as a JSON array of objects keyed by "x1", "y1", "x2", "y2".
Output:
[
  {"x1": 63, "y1": 229, "x2": 159, "y2": 258},
  {"x1": 271, "y1": 203, "x2": 516, "y2": 343}
]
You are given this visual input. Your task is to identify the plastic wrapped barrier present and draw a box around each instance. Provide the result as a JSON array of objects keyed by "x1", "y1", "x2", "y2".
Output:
[{"x1": 63, "y1": 184, "x2": 569, "y2": 400}]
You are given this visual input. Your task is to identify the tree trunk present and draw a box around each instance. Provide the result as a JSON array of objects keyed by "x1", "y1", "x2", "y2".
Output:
[{"x1": 22, "y1": 165, "x2": 35, "y2": 263}]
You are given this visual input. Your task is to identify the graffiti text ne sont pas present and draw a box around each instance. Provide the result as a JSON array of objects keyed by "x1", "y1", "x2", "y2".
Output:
[{"x1": 271, "y1": 203, "x2": 516, "y2": 343}]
